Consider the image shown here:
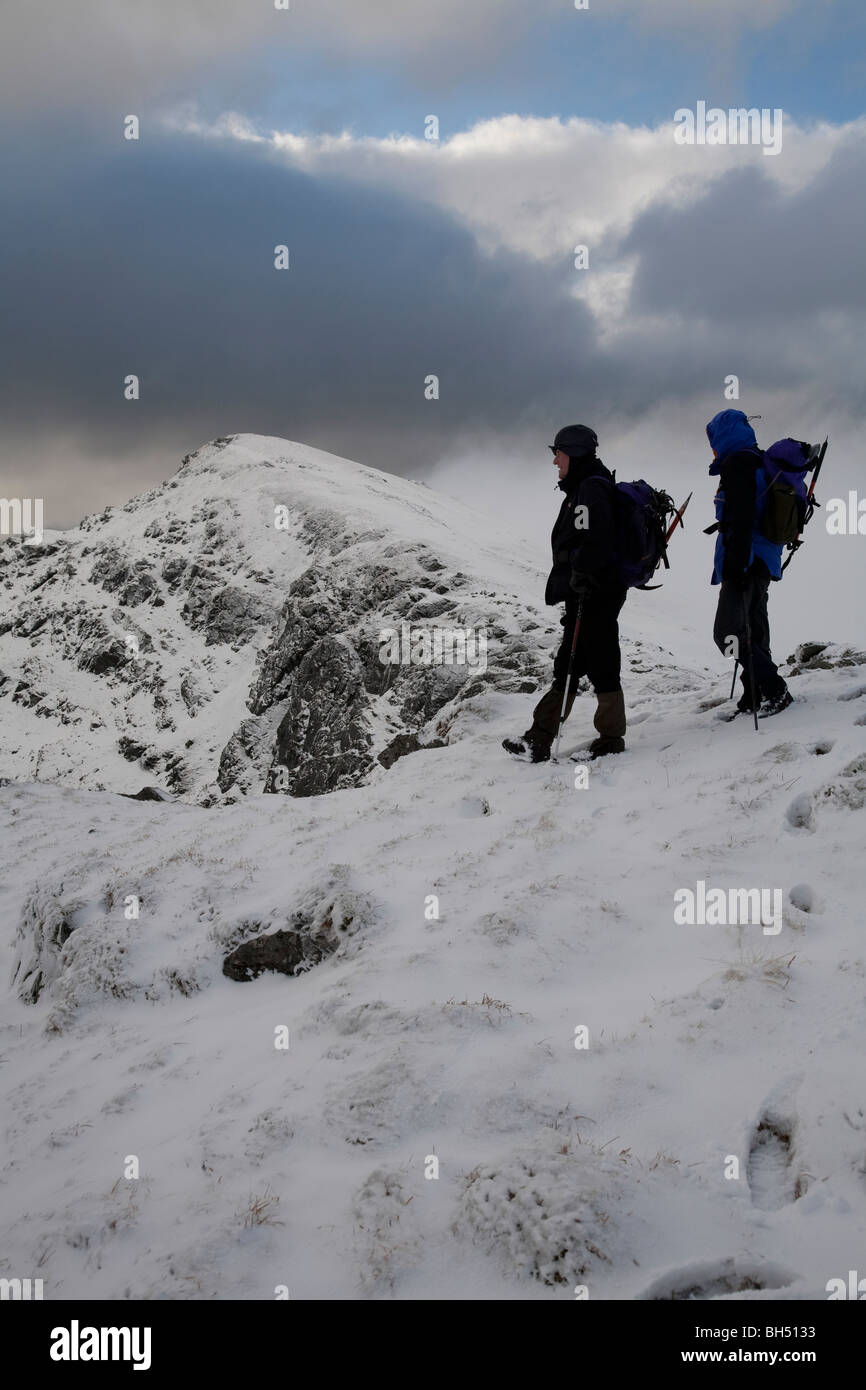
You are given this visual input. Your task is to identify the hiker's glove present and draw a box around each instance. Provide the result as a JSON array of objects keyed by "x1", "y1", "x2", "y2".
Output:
[{"x1": 569, "y1": 569, "x2": 598, "y2": 596}]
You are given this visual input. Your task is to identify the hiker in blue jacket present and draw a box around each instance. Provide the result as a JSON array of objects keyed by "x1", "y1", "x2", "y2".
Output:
[{"x1": 706, "y1": 409, "x2": 793, "y2": 717}]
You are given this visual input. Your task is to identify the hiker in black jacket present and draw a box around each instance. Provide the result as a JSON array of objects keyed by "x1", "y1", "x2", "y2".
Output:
[{"x1": 503, "y1": 424, "x2": 628, "y2": 762}]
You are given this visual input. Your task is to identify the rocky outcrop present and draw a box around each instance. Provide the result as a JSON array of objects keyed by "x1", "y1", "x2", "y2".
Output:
[
  {"x1": 223, "y1": 923, "x2": 336, "y2": 981},
  {"x1": 266, "y1": 635, "x2": 373, "y2": 796},
  {"x1": 89, "y1": 545, "x2": 159, "y2": 607},
  {"x1": 240, "y1": 533, "x2": 546, "y2": 796},
  {"x1": 784, "y1": 641, "x2": 866, "y2": 676},
  {"x1": 377, "y1": 731, "x2": 446, "y2": 769},
  {"x1": 222, "y1": 872, "x2": 367, "y2": 981}
]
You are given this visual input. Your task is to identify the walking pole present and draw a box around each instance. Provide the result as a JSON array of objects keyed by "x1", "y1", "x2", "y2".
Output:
[
  {"x1": 552, "y1": 596, "x2": 584, "y2": 761},
  {"x1": 730, "y1": 660, "x2": 739, "y2": 699},
  {"x1": 742, "y1": 589, "x2": 759, "y2": 733}
]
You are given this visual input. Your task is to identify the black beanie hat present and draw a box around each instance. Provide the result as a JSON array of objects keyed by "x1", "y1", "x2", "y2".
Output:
[{"x1": 550, "y1": 424, "x2": 598, "y2": 459}]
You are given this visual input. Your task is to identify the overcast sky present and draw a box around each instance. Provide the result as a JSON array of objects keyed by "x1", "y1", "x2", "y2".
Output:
[{"x1": 1, "y1": 0, "x2": 864, "y2": 646}]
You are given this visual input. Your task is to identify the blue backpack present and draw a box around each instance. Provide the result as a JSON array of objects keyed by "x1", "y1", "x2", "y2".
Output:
[{"x1": 613, "y1": 479, "x2": 677, "y2": 589}]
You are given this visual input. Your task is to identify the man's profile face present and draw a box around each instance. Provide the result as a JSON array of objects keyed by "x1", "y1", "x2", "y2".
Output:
[{"x1": 553, "y1": 449, "x2": 570, "y2": 480}]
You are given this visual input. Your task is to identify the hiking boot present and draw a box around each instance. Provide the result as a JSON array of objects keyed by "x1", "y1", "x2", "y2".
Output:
[
  {"x1": 759, "y1": 687, "x2": 794, "y2": 719},
  {"x1": 502, "y1": 736, "x2": 551, "y2": 763},
  {"x1": 735, "y1": 672, "x2": 761, "y2": 712},
  {"x1": 588, "y1": 735, "x2": 625, "y2": 759}
]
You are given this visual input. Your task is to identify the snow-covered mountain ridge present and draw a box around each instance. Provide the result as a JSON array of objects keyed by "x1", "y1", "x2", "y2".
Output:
[{"x1": 0, "y1": 434, "x2": 552, "y2": 800}]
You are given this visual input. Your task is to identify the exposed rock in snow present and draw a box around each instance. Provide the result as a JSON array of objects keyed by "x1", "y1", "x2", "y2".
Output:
[
  {"x1": 222, "y1": 873, "x2": 368, "y2": 981},
  {"x1": 784, "y1": 640, "x2": 866, "y2": 676},
  {"x1": 12, "y1": 882, "x2": 76, "y2": 1004}
]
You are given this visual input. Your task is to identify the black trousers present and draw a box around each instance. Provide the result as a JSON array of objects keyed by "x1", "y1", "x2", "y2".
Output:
[
  {"x1": 554, "y1": 590, "x2": 627, "y2": 696},
  {"x1": 713, "y1": 561, "x2": 784, "y2": 698}
]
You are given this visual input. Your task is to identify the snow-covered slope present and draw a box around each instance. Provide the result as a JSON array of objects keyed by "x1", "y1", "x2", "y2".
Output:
[
  {"x1": 0, "y1": 434, "x2": 550, "y2": 800},
  {"x1": 1, "y1": 436, "x2": 865, "y2": 1300}
]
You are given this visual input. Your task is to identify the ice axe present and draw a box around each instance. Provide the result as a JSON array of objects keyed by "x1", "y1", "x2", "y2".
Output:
[{"x1": 666, "y1": 491, "x2": 693, "y2": 545}]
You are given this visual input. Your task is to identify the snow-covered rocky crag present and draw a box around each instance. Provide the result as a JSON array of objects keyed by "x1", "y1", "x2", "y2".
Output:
[
  {"x1": 0, "y1": 435, "x2": 547, "y2": 800},
  {"x1": 2, "y1": 435, "x2": 866, "y2": 1300}
]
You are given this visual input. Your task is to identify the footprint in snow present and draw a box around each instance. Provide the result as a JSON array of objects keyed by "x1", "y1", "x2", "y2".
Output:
[
  {"x1": 696, "y1": 695, "x2": 728, "y2": 712},
  {"x1": 785, "y1": 791, "x2": 814, "y2": 831},
  {"x1": 628, "y1": 710, "x2": 653, "y2": 725},
  {"x1": 747, "y1": 1089, "x2": 805, "y2": 1211},
  {"x1": 810, "y1": 738, "x2": 835, "y2": 755}
]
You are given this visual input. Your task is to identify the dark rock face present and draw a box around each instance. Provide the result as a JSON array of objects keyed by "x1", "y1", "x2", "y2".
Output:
[
  {"x1": 394, "y1": 662, "x2": 468, "y2": 726},
  {"x1": 161, "y1": 555, "x2": 187, "y2": 587},
  {"x1": 238, "y1": 533, "x2": 547, "y2": 798},
  {"x1": 77, "y1": 633, "x2": 129, "y2": 675},
  {"x1": 208, "y1": 588, "x2": 273, "y2": 649},
  {"x1": 218, "y1": 718, "x2": 261, "y2": 792},
  {"x1": 89, "y1": 546, "x2": 159, "y2": 606},
  {"x1": 182, "y1": 578, "x2": 271, "y2": 649},
  {"x1": 267, "y1": 636, "x2": 373, "y2": 796}
]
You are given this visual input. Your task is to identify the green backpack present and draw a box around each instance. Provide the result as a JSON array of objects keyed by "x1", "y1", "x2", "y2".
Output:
[{"x1": 758, "y1": 469, "x2": 805, "y2": 544}]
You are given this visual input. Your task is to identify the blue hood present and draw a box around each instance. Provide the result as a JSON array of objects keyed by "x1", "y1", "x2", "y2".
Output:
[{"x1": 707, "y1": 409, "x2": 758, "y2": 475}]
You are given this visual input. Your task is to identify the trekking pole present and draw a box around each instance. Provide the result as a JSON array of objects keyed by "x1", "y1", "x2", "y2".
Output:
[
  {"x1": 552, "y1": 596, "x2": 584, "y2": 762},
  {"x1": 742, "y1": 589, "x2": 759, "y2": 733},
  {"x1": 730, "y1": 660, "x2": 739, "y2": 699}
]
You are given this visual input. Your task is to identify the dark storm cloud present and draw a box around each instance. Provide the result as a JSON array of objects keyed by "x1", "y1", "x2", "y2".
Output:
[
  {"x1": 2, "y1": 123, "x2": 863, "y2": 526},
  {"x1": 0, "y1": 130, "x2": 614, "y2": 496}
]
